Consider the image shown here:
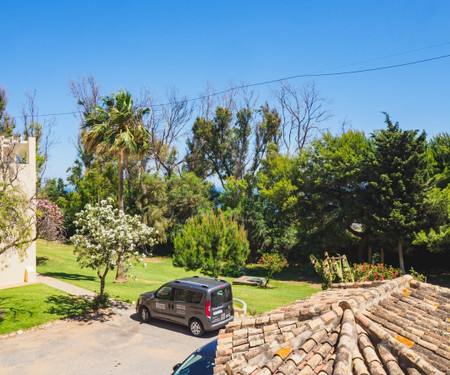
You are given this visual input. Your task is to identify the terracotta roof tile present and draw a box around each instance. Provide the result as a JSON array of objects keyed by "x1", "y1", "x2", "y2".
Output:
[{"x1": 215, "y1": 276, "x2": 450, "y2": 374}]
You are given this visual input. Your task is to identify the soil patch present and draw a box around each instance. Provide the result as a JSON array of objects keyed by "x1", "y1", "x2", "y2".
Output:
[{"x1": 143, "y1": 258, "x2": 166, "y2": 264}]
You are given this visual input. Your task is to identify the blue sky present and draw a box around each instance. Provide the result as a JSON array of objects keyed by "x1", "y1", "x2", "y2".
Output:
[{"x1": 2, "y1": 1, "x2": 450, "y2": 179}]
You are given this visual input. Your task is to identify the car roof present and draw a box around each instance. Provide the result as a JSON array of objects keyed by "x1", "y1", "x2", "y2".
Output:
[
  {"x1": 195, "y1": 339, "x2": 217, "y2": 358},
  {"x1": 168, "y1": 276, "x2": 229, "y2": 290}
]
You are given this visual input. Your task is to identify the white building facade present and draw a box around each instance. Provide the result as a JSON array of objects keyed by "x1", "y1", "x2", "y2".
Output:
[{"x1": 0, "y1": 136, "x2": 37, "y2": 287}]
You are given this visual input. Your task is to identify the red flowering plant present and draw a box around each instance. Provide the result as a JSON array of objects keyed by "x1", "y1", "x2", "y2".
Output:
[
  {"x1": 352, "y1": 263, "x2": 402, "y2": 282},
  {"x1": 37, "y1": 199, "x2": 65, "y2": 241},
  {"x1": 257, "y1": 252, "x2": 288, "y2": 288}
]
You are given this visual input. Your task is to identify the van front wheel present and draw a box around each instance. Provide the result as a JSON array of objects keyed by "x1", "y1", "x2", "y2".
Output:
[
  {"x1": 189, "y1": 319, "x2": 204, "y2": 336},
  {"x1": 139, "y1": 306, "x2": 151, "y2": 323}
]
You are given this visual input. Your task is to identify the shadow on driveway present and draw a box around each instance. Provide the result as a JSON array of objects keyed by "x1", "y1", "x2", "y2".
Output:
[
  {"x1": 129, "y1": 312, "x2": 218, "y2": 339},
  {"x1": 44, "y1": 295, "x2": 132, "y2": 324}
]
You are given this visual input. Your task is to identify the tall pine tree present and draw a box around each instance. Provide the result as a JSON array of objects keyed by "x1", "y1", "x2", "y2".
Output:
[{"x1": 367, "y1": 114, "x2": 428, "y2": 272}]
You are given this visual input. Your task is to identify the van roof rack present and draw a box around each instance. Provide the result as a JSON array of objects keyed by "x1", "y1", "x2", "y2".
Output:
[{"x1": 174, "y1": 279, "x2": 209, "y2": 288}]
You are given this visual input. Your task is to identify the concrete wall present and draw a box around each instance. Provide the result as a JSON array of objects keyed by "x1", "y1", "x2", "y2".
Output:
[{"x1": 0, "y1": 137, "x2": 37, "y2": 287}]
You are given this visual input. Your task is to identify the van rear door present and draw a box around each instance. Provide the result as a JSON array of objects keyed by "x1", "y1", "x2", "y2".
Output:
[{"x1": 210, "y1": 286, "x2": 233, "y2": 324}]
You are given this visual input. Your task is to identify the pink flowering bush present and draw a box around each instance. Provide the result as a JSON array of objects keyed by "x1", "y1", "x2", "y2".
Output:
[
  {"x1": 37, "y1": 199, "x2": 65, "y2": 241},
  {"x1": 257, "y1": 252, "x2": 288, "y2": 288},
  {"x1": 352, "y1": 263, "x2": 402, "y2": 282}
]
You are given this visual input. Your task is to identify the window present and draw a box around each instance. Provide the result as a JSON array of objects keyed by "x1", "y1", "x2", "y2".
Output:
[
  {"x1": 156, "y1": 286, "x2": 172, "y2": 300},
  {"x1": 174, "y1": 288, "x2": 188, "y2": 302},
  {"x1": 211, "y1": 287, "x2": 232, "y2": 307},
  {"x1": 187, "y1": 291, "x2": 203, "y2": 304}
]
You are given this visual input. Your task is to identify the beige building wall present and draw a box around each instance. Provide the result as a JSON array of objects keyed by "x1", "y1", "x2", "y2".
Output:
[{"x1": 0, "y1": 137, "x2": 37, "y2": 288}]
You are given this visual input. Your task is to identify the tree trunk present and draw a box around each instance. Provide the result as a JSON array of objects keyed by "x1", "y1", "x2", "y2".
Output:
[
  {"x1": 368, "y1": 246, "x2": 372, "y2": 264},
  {"x1": 118, "y1": 150, "x2": 124, "y2": 211},
  {"x1": 381, "y1": 248, "x2": 385, "y2": 264},
  {"x1": 398, "y1": 240, "x2": 405, "y2": 273},
  {"x1": 114, "y1": 151, "x2": 127, "y2": 283},
  {"x1": 114, "y1": 248, "x2": 127, "y2": 284},
  {"x1": 356, "y1": 233, "x2": 370, "y2": 263},
  {"x1": 97, "y1": 266, "x2": 109, "y2": 298},
  {"x1": 100, "y1": 274, "x2": 106, "y2": 297}
]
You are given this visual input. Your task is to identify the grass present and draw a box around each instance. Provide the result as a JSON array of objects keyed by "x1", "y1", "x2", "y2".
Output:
[
  {"x1": 36, "y1": 239, "x2": 321, "y2": 315},
  {"x1": 0, "y1": 283, "x2": 90, "y2": 334}
]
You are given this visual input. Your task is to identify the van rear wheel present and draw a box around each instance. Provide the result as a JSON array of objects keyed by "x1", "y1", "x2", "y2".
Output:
[
  {"x1": 189, "y1": 319, "x2": 204, "y2": 336},
  {"x1": 139, "y1": 306, "x2": 151, "y2": 323}
]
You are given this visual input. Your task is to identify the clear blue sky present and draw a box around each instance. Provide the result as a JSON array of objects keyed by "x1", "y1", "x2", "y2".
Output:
[{"x1": 2, "y1": 1, "x2": 450, "y2": 179}]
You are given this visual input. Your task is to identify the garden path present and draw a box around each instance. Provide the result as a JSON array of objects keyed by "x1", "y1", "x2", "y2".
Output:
[{"x1": 36, "y1": 274, "x2": 96, "y2": 297}]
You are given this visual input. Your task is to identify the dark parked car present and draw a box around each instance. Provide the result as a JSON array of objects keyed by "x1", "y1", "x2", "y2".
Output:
[
  {"x1": 136, "y1": 276, "x2": 234, "y2": 336},
  {"x1": 172, "y1": 339, "x2": 217, "y2": 375}
]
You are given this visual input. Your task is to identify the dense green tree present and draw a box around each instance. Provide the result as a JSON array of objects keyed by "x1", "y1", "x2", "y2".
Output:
[
  {"x1": 367, "y1": 115, "x2": 429, "y2": 272},
  {"x1": 257, "y1": 146, "x2": 300, "y2": 257},
  {"x1": 428, "y1": 133, "x2": 449, "y2": 188},
  {"x1": 412, "y1": 133, "x2": 450, "y2": 253},
  {"x1": 64, "y1": 160, "x2": 118, "y2": 238},
  {"x1": 299, "y1": 130, "x2": 372, "y2": 260},
  {"x1": 130, "y1": 172, "x2": 169, "y2": 244},
  {"x1": 40, "y1": 178, "x2": 67, "y2": 202},
  {"x1": 165, "y1": 172, "x2": 214, "y2": 240},
  {"x1": 186, "y1": 104, "x2": 281, "y2": 188},
  {"x1": 83, "y1": 89, "x2": 151, "y2": 282},
  {"x1": 173, "y1": 210, "x2": 249, "y2": 277},
  {"x1": 413, "y1": 186, "x2": 450, "y2": 252}
]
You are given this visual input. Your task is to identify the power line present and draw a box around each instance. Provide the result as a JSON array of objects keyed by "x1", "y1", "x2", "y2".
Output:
[
  {"x1": 185, "y1": 53, "x2": 450, "y2": 103},
  {"x1": 11, "y1": 52, "x2": 450, "y2": 120}
]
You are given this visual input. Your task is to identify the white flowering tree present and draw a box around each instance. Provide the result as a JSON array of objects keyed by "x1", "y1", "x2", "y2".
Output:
[{"x1": 71, "y1": 199, "x2": 157, "y2": 298}]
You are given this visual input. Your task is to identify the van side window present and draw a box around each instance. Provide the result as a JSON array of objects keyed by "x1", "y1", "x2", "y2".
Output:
[
  {"x1": 187, "y1": 291, "x2": 203, "y2": 304},
  {"x1": 156, "y1": 286, "x2": 172, "y2": 300},
  {"x1": 174, "y1": 288, "x2": 188, "y2": 302}
]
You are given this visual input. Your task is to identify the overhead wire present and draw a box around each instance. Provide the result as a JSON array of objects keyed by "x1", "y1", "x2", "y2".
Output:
[{"x1": 10, "y1": 52, "x2": 450, "y2": 120}]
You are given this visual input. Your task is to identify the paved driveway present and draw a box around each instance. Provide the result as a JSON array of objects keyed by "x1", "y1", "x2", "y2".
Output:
[{"x1": 0, "y1": 304, "x2": 218, "y2": 375}]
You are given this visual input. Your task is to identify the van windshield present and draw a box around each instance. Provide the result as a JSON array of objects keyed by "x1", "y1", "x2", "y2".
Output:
[{"x1": 211, "y1": 287, "x2": 232, "y2": 307}]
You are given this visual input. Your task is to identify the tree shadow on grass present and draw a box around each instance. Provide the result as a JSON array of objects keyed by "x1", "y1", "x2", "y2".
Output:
[
  {"x1": 41, "y1": 272, "x2": 96, "y2": 282},
  {"x1": 0, "y1": 296, "x2": 33, "y2": 323},
  {"x1": 45, "y1": 295, "x2": 92, "y2": 317},
  {"x1": 36, "y1": 256, "x2": 49, "y2": 266}
]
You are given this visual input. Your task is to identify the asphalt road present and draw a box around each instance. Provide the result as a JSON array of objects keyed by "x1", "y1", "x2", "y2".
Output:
[{"x1": 0, "y1": 304, "x2": 218, "y2": 375}]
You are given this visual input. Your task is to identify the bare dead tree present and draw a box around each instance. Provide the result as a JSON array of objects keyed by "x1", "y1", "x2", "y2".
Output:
[
  {"x1": 198, "y1": 81, "x2": 218, "y2": 120},
  {"x1": 273, "y1": 81, "x2": 332, "y2": 154},
  {"x1": 69, "y1": 75, "x2": 101, "y2": 120},
  {"x1": 22, "y1": 91, "x2": 56, "y2": 187},
  {"x1": 69, "y1": 75, "x2": 101, "y2": 169},
  {"x1": 142, "y1": 88, "x2": 193, "y2": 176}
]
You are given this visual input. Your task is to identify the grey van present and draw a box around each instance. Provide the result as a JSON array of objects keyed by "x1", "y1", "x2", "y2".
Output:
[{"x1": 136, "y1": 276, "x2": 234, "y2": 336}]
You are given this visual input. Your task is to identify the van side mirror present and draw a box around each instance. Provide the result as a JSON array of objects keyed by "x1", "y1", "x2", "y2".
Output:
[{"x1": 172, "y1": 363, "x2": 181, "y2": 371}]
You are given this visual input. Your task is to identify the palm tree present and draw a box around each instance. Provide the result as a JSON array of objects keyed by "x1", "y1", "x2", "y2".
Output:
[{"x1": 83, "y1": 89, "x2": 150, "y2": 282}]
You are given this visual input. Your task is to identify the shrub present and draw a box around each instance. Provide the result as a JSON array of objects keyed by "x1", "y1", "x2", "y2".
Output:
[
  {"x1": 90, "y1": 293, "x2": 111, "y2": 311},
  {"x1": 352, "y1": 263, "x2": 402, "y2": 282},
  {"x1": 257, "y1": 252, "x2": 288, "y2": 287},
  {"x1": 37, "y1": 199, "x2": 65, "y2": 241},
  {"x1": 311, "y1": 253, "x2": 402, "y2": 288},
  {"x1": 409, "y1": 267, "x2": 426, "y2": 282},
  {"x1": 173, "y1": 209, "x2": 250, "y2": 277}
]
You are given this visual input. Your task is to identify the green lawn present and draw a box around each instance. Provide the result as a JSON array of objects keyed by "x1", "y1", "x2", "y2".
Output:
[
  {"x1": 0, "y1": 283, "x2": 90, "y2": 334},
  {"x1": 37, "y1": 240, "x2": 320, "y2": 315}
]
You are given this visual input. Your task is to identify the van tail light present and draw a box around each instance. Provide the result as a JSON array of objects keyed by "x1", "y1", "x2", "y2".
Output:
[{"x1": 205, "y1": 300, "x2": 211, "y2": 317}]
